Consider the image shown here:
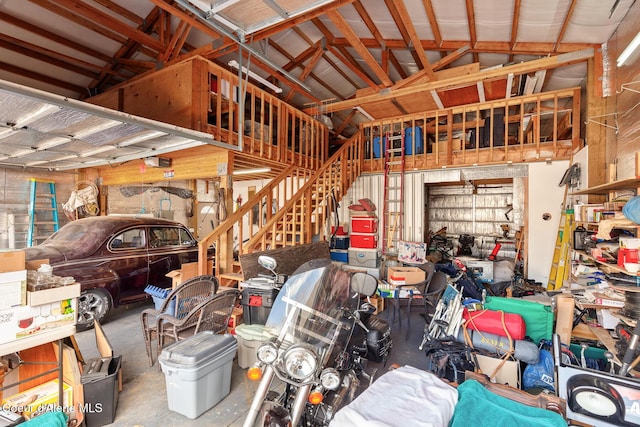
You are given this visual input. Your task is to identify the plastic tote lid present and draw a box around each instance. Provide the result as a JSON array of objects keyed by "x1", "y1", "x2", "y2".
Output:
[
  {"x1": 159, "y1": 331, "x2": 237, "y2": 366},
  {"x1": 235, "y1": 324, "x2": 265, "y2": 340}
]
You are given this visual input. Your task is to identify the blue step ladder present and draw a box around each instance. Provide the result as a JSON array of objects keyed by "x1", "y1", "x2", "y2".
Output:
[{"x1": 28, "y1": 178, "x2": 59, "y2": 247}]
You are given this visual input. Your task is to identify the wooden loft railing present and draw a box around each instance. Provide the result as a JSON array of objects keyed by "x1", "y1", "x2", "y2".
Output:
[
  {"x1": 88, "y1": 55, "x2": 329, "y2": 171},
  {"x1": 201, "y1": 59, "x2": 328, "y2": 170},
  {"x1": 197, "y1": 165, "x2": 313, "y2": 276},
  {"x1": 361, "y1": 87, "x2": 582, "y2": 172},
  {"x1": 242, "y1": 132, "x2": 362, "y2": 254}
]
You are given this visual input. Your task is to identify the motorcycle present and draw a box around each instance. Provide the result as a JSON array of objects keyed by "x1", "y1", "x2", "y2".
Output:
[{"x1": 243, "y1": 257, "x2": 392, "y2": 427}]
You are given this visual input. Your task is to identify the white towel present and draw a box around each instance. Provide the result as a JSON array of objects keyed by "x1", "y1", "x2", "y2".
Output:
[{"x1": 330, "y1": 365, "x2": 458, "y2": 427}]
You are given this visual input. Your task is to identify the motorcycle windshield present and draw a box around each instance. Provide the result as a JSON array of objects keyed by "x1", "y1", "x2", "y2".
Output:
[{"x1": 263, "y1": 258, "x2": 357, "y2": 361}]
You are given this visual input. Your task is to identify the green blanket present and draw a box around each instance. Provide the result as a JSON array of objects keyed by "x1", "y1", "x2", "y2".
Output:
[
  {"x1": 449, "y1": 380, "x2": 566, "y2": 427},
  {"x1": 21, "y1": 411, "x2": 68, "y2": 427}
]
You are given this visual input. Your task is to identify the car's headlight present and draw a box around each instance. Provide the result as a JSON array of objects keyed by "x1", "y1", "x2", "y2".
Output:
[
  {"x1": 320, "y1": 368, "x2": 341, "y2": 390},
  {"x1": 283, "y1": 346, "x2": 317, "y2": 380},
  {"x1": 256, "y1": 343, "x2": 278, "y2": 364}
]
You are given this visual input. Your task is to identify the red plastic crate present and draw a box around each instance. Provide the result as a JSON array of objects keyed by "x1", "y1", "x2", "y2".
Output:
[
  {"x1": 350, "y1": 232, "x2": 378, "y2": 248},
  {"x1": 351, "y1": 216, "x2": 378, "y2": 233}
]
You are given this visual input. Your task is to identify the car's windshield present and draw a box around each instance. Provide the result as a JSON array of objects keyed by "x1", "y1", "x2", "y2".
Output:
[{"x1": 263, "y1": 259, "x2": 358, "y2": 363}]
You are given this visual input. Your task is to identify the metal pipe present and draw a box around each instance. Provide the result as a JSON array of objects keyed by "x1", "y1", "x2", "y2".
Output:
[{"x1": 242, "y1": 365, "x2": 275, "y2": 427}]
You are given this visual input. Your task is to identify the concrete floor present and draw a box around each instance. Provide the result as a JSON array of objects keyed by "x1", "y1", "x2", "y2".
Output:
[{"x1": 74, "y1": 299, "x2": 430, "y2": 427}]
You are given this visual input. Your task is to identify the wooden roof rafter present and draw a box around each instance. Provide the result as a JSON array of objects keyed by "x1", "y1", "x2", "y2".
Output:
[
  {"x1": 303, "y1": 47, "x2": 594, "y2": 115},
  {"x1": 326, "y1": 9, "x2": 393, "y2": 87},
  {"x1": 508, "y1": 0, "x2": 521, "y2": 63},
  {"x1": 353, "y1": 0, "x2": 407, "y2": 79},
  {"x1": 555, "y1": 0, "x2": 577, "y2": 51},
  {"x1": 92, "y1": 5, "x2": 167, "y2": 94},
  {"x1": 464, "y1": 0, "x2": 479, "y2": 63},
  {"x1": 386, "y1": 0, "x2": 436, "y2": 80}
]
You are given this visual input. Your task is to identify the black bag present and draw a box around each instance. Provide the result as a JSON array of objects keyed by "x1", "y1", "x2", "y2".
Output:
[{"x1": 424, "y1": 338, "x2": 477, "y2": 383}]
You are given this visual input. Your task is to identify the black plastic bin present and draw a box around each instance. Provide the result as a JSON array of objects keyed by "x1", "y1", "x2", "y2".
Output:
[
  {"x1": 242, "y1": 285, "x2": 278, "y2": 325},
  {"x1": 82, "y1": 355, "x2": 121, "y2": 427}
]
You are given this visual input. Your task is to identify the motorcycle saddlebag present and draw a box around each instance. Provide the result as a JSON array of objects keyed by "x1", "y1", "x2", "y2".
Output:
[
  {"x1": 365, "y1": 316, "x2": 392, "y2": 363},
  {"x1": 462, "y1": 308, "x2": 526, "y2": 340}
]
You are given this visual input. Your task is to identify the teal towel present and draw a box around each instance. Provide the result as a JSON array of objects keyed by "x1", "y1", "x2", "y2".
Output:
[
  {"x1": 449, "y1": 380, "x2": 566, "y2": 427},
  {"x1": 21, "y1": 411, "x2": 68, "y2": 427}
]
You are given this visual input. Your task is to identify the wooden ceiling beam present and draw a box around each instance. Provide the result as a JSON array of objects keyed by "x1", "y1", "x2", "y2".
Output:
[
  {"x1": 311, "y1": 17, "x2": 377, "y2": 88},
  {"x1": 28, "y1": 0, "x2": 136, "y2": 50},
  {"x1": 90, "y1": 6, "x2": 165, "y2": 94},
  {"x1": 422, "y1": 0, "x2": 443, "y2": 47},
  {"x1": 0, "y1": 61, "x2": 85, "y2": 94},
  {"x1": 383, "y1": 0, "x2": 423, "y2": 67},
  {"x1": 0, "y1": 10, "x2": 112, "y2": 63},
  {"x1": 43, "y1": 0, "x2": 165, "y2": 52},
  {"x1": 333, "y1": 109, "x2": 357, "y2": 137},
  {"x1": 331, "y1": 37, "x2": 597, "y2": 54},
  {"x1": 353, "y1": 0, "x2": 407, "y2": 79},
  {"x1": 267, "y1": 39, "x2": 345, "y2": 101},
  {"x1": 93, "y1": 0, "x2": 144, "y2": 26},
  {"x1": 395, "y1": 45, "x2": 470, "y2": 89},
  {"x1": 509, "y1": 0, "x2": 521, "y2": 62},
  {"x1": 299, "y1": 44, "x2": 325, "y2": 82},
  {"x1": 465, "y1": 0, "x2": 479, "y2": 63},
  {"x1": 555, "y1": 0, "x2": 577, "y2": 50},
  {"x1": 389, "y1": 0, "x2": 436, "y2": 79},
  {"x1": 303, "y1": 48, "x2": 593, "y2": 115},
  {"x1": 326, "y1": 9, "x2": 392, "y2": 86},
  {"x1": 0, "y1": 34, "x2": 99, "y2": 79}
]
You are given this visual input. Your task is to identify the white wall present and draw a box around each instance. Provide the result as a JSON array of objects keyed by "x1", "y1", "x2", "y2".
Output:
[{"x1": 526, "y1": 160, "x2": 570, "y2": 284}]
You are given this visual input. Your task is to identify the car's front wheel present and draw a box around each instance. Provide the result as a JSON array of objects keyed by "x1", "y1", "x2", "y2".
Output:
[{"x1": 77, "y1": 289, "x2": 111, "y2": 329}]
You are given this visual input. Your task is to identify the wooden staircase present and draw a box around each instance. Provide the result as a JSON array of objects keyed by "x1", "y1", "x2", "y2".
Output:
[{"x1": 198, "y1": 132, "x2": 363, "y2": 278}]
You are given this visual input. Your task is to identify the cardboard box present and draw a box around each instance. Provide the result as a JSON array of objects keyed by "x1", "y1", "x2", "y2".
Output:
[
  {"x1": 167, "y1": 260, "x2": 213, "y2": 289},
  {"x1": 386, "y1": 266, "x2": 425, "y2": 286},
  {"x1": 2, "y1": 379, "x2": 72, "y2": 418},
  {"x1": 27, "y1": 283, "x2": 80, "y2": 306},
  {"x1": 0, "y1": 250, "x2": 25, "y2": 273},
  {"x1": 0, "y1": 270, "x2": 27, "y2": 309},
  {"x1": 0, "y1": 298, "x2": 77, "y2": 345}
]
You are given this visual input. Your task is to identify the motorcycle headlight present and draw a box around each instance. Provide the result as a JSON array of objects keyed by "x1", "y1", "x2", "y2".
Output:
[
  {"x1": 256, "y1": 343, "x2": 278, "y2": 364},
  {"x1": 320, "y1": 368, "x2": 341, "y2": 390},
  {"x1": 283, "y1": 346, "x2": 317, "y2": 380}
]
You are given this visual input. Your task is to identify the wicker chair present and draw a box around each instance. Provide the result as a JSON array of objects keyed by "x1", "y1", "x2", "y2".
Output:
[
  {"x1": 157, "y1": 289, "x2": 240, "y2": 357},
  {"x1": 140, "y1": 275, "x2": 219, "y2": 366}
]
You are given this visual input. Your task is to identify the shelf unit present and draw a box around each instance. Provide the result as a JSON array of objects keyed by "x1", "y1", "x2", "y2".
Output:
[
  {"x1": 0, "y1": 324, "x2": 76, "y2": 408},
  {"x1": 570, "y1": 173, "x2": 640, "y2": 273}
]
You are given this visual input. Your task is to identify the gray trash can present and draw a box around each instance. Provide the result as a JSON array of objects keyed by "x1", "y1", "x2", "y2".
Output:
[
  {"x1": 158, "y1": 331, "x2": 238, "y2": 419},
  {"x1": 235, "y1": 324, "x2": 265, "y2": 369}
]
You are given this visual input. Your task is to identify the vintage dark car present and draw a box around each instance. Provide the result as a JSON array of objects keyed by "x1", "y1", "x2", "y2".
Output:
[{"x1": 25, "y1": 216, "x2": 207, "y2": 328}]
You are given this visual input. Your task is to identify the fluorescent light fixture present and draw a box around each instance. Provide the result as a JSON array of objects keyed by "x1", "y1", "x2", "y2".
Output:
[
  {"x1": 228, "y1": 60, "x2": 283, "y2": 93},
  {"x1": 618, "y1": 32, "x2": 640, "y2": 67},
  {"x1": 233, "y1": 167, "x2": 271, "y2": 175},
  {"x1": 80, "y1": 145, "x2": 117, "y2": 157},
  {"x1": 354, "y1": 106, "x2": 374, "y2": 121}
]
